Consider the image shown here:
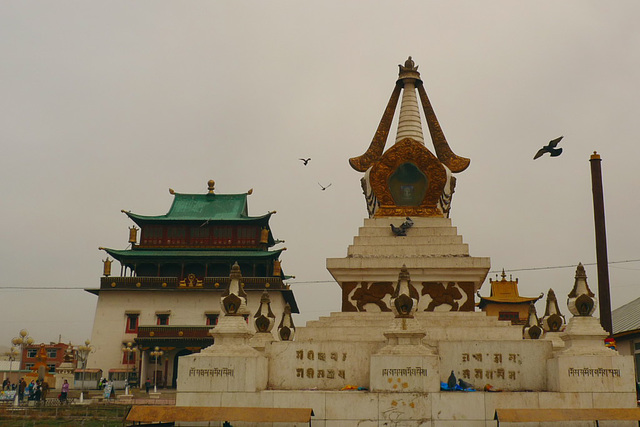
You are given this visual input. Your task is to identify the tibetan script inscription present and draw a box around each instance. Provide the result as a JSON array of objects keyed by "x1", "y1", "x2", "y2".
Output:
[
  {"x1": 382, "y1": 367, "x2": 428, "y2": 377},
  {"x1": 189, "y1": 368, "x2": 234, "y2": 377},
  {"x1": 567, "y1": 368, "x2": 621, "y2": 377},
  {"x1": 460, "y1": 352, "x2": 521, "y2": 381},
  {"x1": 295, "y1": 348, "x2": 348, "y2": 380}
]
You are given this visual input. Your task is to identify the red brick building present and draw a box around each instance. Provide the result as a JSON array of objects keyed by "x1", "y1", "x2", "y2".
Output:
[{"x1": 20, "y1": 343, "x2": 74, "y2": 373}]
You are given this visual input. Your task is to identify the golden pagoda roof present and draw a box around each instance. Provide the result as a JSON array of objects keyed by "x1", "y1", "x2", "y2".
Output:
[{"x1": 478, "y1": 270, "x2": 542, "y2": 306}]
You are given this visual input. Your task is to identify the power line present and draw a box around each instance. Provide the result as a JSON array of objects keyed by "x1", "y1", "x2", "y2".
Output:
[
  {"x1": 1, "y1": 259, "x2": 639, "y2": 289},
  {"x1": 488, "y1": 259, "x2": 640, "y2": 275}
]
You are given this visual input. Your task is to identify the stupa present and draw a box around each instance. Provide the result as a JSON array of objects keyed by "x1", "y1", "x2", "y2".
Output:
[{"x1": 171, "y1": 58, "x2": 637, "y2": 426}]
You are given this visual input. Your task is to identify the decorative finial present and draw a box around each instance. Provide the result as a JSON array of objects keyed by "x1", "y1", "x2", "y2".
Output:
[
  {"x1": 590, "y1": 151, "x2": 601, "y2": 160},
  {"x1": 523, "y1": 302, "x2": 543, "y2": 339},
  {"x1": 501, "y1": 269, "x2": 506, "y2": 280},
  {"x1": 221, "y1": 262, "x2": 248, "y2": 315},
  {"x1": 278, "y1": 304, "x2": 295, "y2": 341},
  {"x1": 398, "y1": 56, "x2": 418, "y2": 74},
  {"x1": 247, "y1": 188, "x2": 253, "y2": 195},
  {"x1": 567, "y1": 262, "x2": 596, "y2": 316},
  {"x1": 542, "y1": 288, "x2": 565, "y2": 332},
  {"x1": 169, "y1": 188, "x2": 175, "y2": 195},
  {"x1": 254, "y1": 290, "x2": 276, "y2": 333},
  {"x1": 207, "y1": 179, "x2": 215, "y2": 194}
]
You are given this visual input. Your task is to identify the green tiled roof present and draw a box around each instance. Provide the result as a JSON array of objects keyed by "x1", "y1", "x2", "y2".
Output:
[
  {"x1": 124, "y1": 193, "x2": 272, "y2": 224},
  {"x1": 102, "y1": 247, "x2": 283, "y2": 262}
]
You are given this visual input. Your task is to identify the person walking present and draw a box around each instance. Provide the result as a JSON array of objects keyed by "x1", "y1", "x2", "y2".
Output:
[
  {"x1": 18, "y1": 379, "x2": 26, "y2": 402},
  {"x1": 41, "y1": 381, "x2": 49, "y2": 403},
  {"x1": 33, "y1": 381, "x2": 42, "y2": 404},
  {"x1": 145, "y1": 378, "x2": 151, "y2": 394},
  {"x1": 60, "y1": 379, "x2": 69, "y2": 404}
]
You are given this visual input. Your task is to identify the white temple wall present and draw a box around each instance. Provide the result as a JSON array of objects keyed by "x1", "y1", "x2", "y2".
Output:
[{"x1": 89, "y1": 289, "x2": 289, "y2": 380}]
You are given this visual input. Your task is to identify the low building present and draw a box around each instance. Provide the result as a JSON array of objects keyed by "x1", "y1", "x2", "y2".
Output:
[
  {"x1": 612, "y1": 296, "x2": 640, "y2": 383},
  {"x1": 20, "y1": 342, "x2": 72, "y2": 374}
]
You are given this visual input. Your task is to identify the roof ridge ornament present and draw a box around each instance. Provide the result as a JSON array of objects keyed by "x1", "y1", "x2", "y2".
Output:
[{"x1": 207, "y1": 179, "x2": 215, "y2": 194}]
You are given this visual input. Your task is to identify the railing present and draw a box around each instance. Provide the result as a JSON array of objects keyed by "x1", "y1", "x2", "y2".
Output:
[
  {"x1": 137, "y1": 325, "x2": 213, "y2": 338},
  {"x1": 100, "y1": 276, "x2": 286, "y2": 290}
]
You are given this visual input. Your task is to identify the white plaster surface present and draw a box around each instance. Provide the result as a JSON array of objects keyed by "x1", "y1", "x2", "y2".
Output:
[
  {"x1": 370, "y1": 354, "x2": 439, "y2": 392},
  {"x1": 267, "y1": 341, "x2": 379, "y2": 390},
  {"x1": 175, "y1": 390, "x2": 640, "y2": 426},
  {"x1": 439, "y1": 340, "x2": 553, "y2": 391},
  {"x1": 546, "y1": 353, "x2": 634, "y2": 392},
  {"x1": 177, "y1": 352, "x2": 268, "y2": 392},
  {"x1": 326, "y1": 217, "x2": 490, "y2": 292}
]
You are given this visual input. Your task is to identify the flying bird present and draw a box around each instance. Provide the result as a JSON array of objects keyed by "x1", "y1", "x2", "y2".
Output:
[
  {"x1": 533, "y1": 136, "x2": 563, "y2": 160},
  {"x1": 299, "y1": 158, "x2": 311, "y2": 165},
  {"x1": 318, "y1": 182, "x2": 332, "y2": 191}
]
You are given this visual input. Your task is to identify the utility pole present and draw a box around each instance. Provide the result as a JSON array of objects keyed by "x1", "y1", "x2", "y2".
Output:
[{"x1": 589, "y1": 151, "x2": 612, "y2": 335}]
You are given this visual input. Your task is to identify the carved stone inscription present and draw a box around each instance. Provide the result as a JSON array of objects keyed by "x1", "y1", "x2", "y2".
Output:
[
  {"x1": 568, "y1": 368, "x2": 621, "y2": 377},
  {"x1": 295, "y1": 349, "x2": 347, "y2": 380},
  {"x1": 267, "y1": 342, "x2": 377, "y2": 390},
  {"x1": 188, "y1": 367, "x2": 234, "y2": 377},
  {"x1": 439, "y1": 340, "x2": 552, "y2": 391}
]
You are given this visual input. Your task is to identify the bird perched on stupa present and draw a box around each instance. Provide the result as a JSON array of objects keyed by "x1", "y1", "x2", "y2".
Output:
[
  {"x1": 458, "y1": 379, "x2": 475, "y2": 390},
  {"x1": 447, "y1": 371, "x2": 457, "y2": 390},
  {"x1": 533, "y1": 136, "x2": 563, "y2": 160}
]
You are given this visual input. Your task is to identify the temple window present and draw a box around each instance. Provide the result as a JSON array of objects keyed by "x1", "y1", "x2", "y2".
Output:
[
  {"x1": 47, "y1": 364, "x2": 56, "y2": 373},
  {"x1": 498, "y1": 312, "x2": 519, "y2": 322},
  {"x1": 142, "y1": 226, "x2": 163, "y2": 245},
  {"x1": 125, "y1": 313, "x2": 139, "y2": 333},
  {"x1": 27, "y1": 349, "x2": 38, "y2": 358},
  {"x1": 190, "y1": 226, "x2": 210, "y2": 245},
  {"x1": 166, "y1": 227, "x2": 187, "y2": 245},
  {"x1": 237, "y1": 226, "x2": 259, "y2": 245},
  {"x1": 47, "y1": 349, "x2": 57, "y2": 359},
  {"x1": 157, "y1": 313, "x2": 170, "y2": 325},
  {"x1": 211, "y1": 226, "x2": 233, "y2": 246},
  {"x1": 25, "y1": 363, "x2": 34, "y2": 370},
  {"x1": 205, "y1": 313, "x2": 219, "y2": 326},
  {"x1": 389, "y1": 162, "x2": 428, "y2": 206},
  {"x1": 122, "y1": 351, "x2": 136, "y2": 365},
  {"x1": 634, "y1": 342, "x2": 640, "y2": 382}
]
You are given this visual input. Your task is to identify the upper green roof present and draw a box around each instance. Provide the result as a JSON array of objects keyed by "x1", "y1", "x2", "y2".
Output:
[{"x1": 124, "y1": 193, "x2": 272, "y2": 225}]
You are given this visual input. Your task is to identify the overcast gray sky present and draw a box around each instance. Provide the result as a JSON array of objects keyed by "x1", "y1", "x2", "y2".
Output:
[{"x1": 1, "y1": 1, "x2": 640, "y2": 349}]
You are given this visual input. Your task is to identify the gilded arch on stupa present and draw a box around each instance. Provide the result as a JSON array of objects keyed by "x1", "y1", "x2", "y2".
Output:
[{"x1": 350, "y1": 57, "x2": 469, "y2": 218}]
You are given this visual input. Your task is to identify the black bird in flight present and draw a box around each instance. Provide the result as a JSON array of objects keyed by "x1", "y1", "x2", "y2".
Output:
[
  {"x1": 318, "y1": 182, "x2": 332, "y2": 191},
  {"x1": 533, "y1": 136, "x2": 563, "y2": 160},
  {"x1": 299, "y1": 158, "x2": 311, "y2": 165}
]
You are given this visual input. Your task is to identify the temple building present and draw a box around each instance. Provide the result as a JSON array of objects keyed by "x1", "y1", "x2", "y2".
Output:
[
  {"x1": 477, "y1": 270, "x2": 543, "y2": 324},
  {"x1": 86, "y1": 180, "x2": 297, "y2": 388}
]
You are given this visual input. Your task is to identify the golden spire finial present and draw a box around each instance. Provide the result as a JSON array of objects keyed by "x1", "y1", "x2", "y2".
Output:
[
  {"x1": 207, "y1": 179, "x2": 215, "y2": 194},
  {"x1": 398, "y1": 56, "x2": 419, "y2": 78}
]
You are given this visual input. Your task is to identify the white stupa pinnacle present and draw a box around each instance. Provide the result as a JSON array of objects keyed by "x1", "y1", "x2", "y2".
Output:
[{"x1": 395, "y1": 57, "x2": 424, "y2": 145}]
